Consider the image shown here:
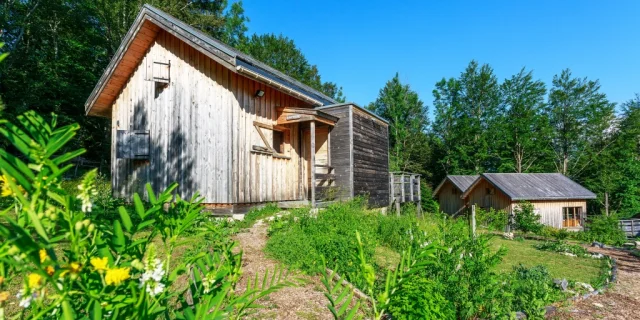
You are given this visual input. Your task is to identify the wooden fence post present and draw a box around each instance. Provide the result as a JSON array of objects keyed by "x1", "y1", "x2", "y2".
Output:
[
  {"x1": 471, "y1": 205, "x2": 476, "y2": 238},
  {"x1": 310, "y1": 121, "x2": 316, "y2": 208}
]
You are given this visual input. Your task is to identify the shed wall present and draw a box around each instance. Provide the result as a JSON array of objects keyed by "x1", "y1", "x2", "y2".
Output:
[
  {"x1": 522, "y1": 200, "x2": 588, "y2": 229},
  {"x1": 321, "y1": 105, "x2": 353, "y2": 200},
  {"x1": 352, "y1": 107, "x2": 390, "y2": 207},
  {"x1": 437, "y1": 181, "x2": 465, "y2": 215},
  {"x1": 465, "y1": 179, "x2": 512, "y2": 212},
  {"x1": 112, "y1": 30, "x2": 310, "y2": 203}
]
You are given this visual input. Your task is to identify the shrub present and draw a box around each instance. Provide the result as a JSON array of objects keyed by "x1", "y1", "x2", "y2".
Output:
[
  {"x1": 534, "y1": 241, "x2": 590, "y2": 257},
  {"x1": 476, "y1": 207, "x2": 509, "y2": 231},
  {"x1": 377, "y1": 213, "x2": 418, "y2": 251},
  {"x1": 509, "y1": 264, "x2": 560, "y2": 318},
  {"x1": 387, "y1": 276, "x2": 455, "y2": 319},
  {"x1": 265, "y1": 200, "x2": 378, "y2": 282},
  {"x1": 514, "y1": 201, "x2": 543, "y2": 234},
  {"x1": 573, "y1": 215, "x2": 627, "y2": 246}
]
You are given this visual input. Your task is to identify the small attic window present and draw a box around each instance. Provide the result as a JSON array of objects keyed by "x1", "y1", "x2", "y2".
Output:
[
  {"x1": 146, "y1": 59, "x2": 170, "y2": 84},
  {"x1": 153, "y1": 61, "x2": 170, "y2": 83}
]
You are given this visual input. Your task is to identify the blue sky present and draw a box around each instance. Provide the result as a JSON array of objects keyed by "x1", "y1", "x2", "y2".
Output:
[{"x1": 243, "y1": 0, "x2": 640, "y2": 113}]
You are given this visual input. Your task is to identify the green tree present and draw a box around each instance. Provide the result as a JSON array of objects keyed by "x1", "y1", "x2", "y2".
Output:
[
  {"x1": 497, "y1": 68, "x2": 551, "y2": 173},
  {"x1": 238, "y1": 33, "x2": 345, "y2": 102},
  {"x1": 610, "y1": 95, "x2": 640, "y2": 216},
  {"x1": 545, "y1": 69, "x2": 616, "y2": 178},
  {"x1": 368, "y1": 73, "x2": 429, "y2": 172},
  {"x1": 432, "y1": 60, "x2": 500, "y2": 175}
]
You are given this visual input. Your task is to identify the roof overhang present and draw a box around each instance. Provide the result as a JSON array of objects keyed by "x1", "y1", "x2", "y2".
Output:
[
  {"x1": 276, "y1": 108, "x2": 338, "y2": 126},
  {"x1": 85, "y1": 4, "x2": 336, "y2": 117},
  {"x1": 432, "y1": 177, "x2": 452, "y2": 196}
]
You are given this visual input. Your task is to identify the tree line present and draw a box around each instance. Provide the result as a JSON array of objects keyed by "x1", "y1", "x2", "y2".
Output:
[{"x1": 369, "y1": 62, "x2": 640, "y2": 217}]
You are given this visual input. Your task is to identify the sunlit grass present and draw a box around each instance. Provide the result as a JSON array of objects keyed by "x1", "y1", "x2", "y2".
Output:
[{"x1": 491, "y1": 237, "x2": 605, "y2": 285}]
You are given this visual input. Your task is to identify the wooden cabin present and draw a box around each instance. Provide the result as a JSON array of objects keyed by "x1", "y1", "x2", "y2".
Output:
[
  {"x1": 450, "y1": 173, "x2": 596, "y2": 229},
  {"x1": 433, "y1": 175, "x2": 478, "y2": 215},
  {"x1": 84, "y1": 5, "x2": 390, "y2": 212}
]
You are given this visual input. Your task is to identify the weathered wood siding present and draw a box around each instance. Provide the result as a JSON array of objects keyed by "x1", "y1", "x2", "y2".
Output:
[
  {"x1": 352, "y1": 107, "x2": 389, "y2": 207},
  {"x1": 437, "y1": 181, "x2": 465, "y2": 215},
  {"x1": 112, "y1": 30, "x2": 310, "y2": 203},
  {"x1": 522, "y1": 200, "x2": 587, "y2": 229},
  {"x1": 321, "y1": 105, "x2": 353, "y2": 199},
  {"x1": 464, "y1": 179, "x2": 511, "y2": 212}
]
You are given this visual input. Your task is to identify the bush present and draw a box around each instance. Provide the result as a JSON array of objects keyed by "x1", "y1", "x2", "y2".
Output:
[
  {"x1": 509, "y1": 264, "x2": 560, "y2": 318},
  {"x1": 573, "y1": 215, "x2": 627, "y2": 246},
  {"x1": 514, "y1": 201, "x2": 543, "y2": 234},
  {"x1": 476, "y1": 207, "x2": 509, "y2": 231},
  {"x1": 534, "y1": 241, "x2": 590, "y2": 257},
  {"x1": 265, "y1": 200, "x2": 379, "y2": 282},
  {"x1": 387, "y1": 276, "x2": 455, "y2": 319}
]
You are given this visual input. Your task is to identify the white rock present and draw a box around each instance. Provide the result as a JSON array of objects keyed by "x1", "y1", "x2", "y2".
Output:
[
  {"x1": 593, "y1": 303, "x2": 604, "y2": 308},
  {"x1": 562, "y1": 252, "x2": 577, "y2": 257}
]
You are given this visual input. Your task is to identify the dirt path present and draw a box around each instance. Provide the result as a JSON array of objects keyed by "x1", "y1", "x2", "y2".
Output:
[
  {"x1": 234, "y1": 219, "x2": 331, "y2": 320},
  {"x1": 552, "y1": 247, "x2": 640, "y2": 319}
]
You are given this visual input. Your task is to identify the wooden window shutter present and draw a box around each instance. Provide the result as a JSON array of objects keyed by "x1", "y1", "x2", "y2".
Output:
[{"x1": 116, "y1": 130, "x2": 150, "y2": 159}]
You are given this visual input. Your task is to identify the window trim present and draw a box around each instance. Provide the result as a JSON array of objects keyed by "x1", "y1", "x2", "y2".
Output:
[{"x1": 253, "y1": 121, "x2": 291, "y2": 159}]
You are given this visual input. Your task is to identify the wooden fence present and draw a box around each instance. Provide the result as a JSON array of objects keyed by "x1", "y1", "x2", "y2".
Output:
[
  {"x1": 619, "y1": 219, "x2": 640, "y2": 238},
  {"x1": 389, "y1": 172, "x2": 421, "y2": 216}
]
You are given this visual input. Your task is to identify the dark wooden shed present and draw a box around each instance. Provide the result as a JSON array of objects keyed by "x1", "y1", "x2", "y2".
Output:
[{"x1": 318, "y1": 104, "x2": 390, "y2": 207}]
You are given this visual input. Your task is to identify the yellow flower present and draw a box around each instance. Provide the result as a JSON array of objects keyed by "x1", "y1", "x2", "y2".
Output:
[
  {"x1": 0, "y1": 291, "x2": 9, "y2": 303},
  {"x1": 28, "y1": 273, "x2": 42, "y2": 289},
  {"x1": 39, "y1": 249, "x2": 48, "y2": 263},
  {"x1": 69, "y1": 262, "x2": 81, "y2": 273},
  {"x1": 45, "y1": 266, "x2": 55, "y2": 276},
  {"x1": 105, "y1": 268, "x2": 130, "y2": 286},
  {"x1": 90, "y1": 257, "x2": 109, "y2": 271},
  {"x1": 0, "y1": 175, "x2": 23, "y2": 197}
]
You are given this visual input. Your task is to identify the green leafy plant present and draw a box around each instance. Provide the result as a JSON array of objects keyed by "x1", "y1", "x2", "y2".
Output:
[
  {"x1": 534, "y1": 241, "x2": 590, "y2": 257},
  {"x1": 0, "y1": 111, "x2": 291, "y2": 319},
  {"x1": 514, "y1": 201, "x2": 543, "y2": 234},
  {"x1": 572, "y1": 214, "x2": 627, "y2": 246},
  {"x1": 508, "y1": 264, "x2": 559, "y2": 319}
]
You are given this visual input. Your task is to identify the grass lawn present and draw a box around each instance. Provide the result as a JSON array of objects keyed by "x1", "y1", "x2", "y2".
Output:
[{"x1": 491, "y1": 237, "x2": 605, "y2": 285}]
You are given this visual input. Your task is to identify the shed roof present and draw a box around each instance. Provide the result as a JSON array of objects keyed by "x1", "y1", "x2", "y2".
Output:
[
  {"x1": 85, "y1": 4, "x2": 337, "y2": 117},
  {"x1": 462, "y1": 173, "x2": 597, "y2": 201},
  {"x1": 433, "y1": 175, "x2": 479, "y2": 195}
]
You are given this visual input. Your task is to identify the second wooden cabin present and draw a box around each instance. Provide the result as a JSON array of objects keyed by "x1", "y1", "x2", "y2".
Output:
[{"x1": 84, "y1": 5, "x2": 390, "y2": 212}]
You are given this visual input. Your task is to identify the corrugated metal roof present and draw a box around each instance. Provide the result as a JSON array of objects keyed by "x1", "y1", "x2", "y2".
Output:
[
  {"x1": 449, "y1": 175, "x2": 480, "y2": 192},
  {"x1": 433, "y1": 175, "x2": 479, "y2": 195},
  {"x1": 482, "y1": 173, "x2": 597, "y2": 200}
]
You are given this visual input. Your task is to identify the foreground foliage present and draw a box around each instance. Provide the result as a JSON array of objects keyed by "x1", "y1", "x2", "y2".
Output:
[{"x1": 0, "y1": 112, "x2": 290, "y2": 319}]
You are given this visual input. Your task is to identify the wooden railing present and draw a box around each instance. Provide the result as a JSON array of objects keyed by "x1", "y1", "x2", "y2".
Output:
[
  {"x1": 619, "y1": 219, "x2": 640, "y2": 238},
  {"x1": 389, "y1": 172, "x2": 421, "y2": 215}
]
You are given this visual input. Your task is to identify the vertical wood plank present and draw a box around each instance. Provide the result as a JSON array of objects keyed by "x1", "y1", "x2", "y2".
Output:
[{"x1": 311, "y1": 121, "x2": 316, "y2": 208}]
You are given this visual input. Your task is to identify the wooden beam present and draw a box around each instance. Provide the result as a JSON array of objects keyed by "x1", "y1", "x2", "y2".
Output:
[{"x1": 310, "y1": 120, "x2": 316, "y2": 208}]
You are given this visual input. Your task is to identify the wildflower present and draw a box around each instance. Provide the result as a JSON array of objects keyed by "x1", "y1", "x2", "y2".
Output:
[
  {"x1": 67, "y1": 262, "x2": 80, "y2": 272},
  {"x1": 28, "y1": 273, "x2": 42, "y2": 289},
  {"x1": 39, "y1": 249, "x2": 48, "y2": 263},
  {"x1": 0, "y1": 291, "x2": 9, "y2": 302},
  {"x1": 105, "y1": 268, "x2": 130, "y2": 286},
  {"x1": 45, "y1": 266, "x2": 55, "y2": 276},
  {"x1": 90, "y1": 257, "x2": 109, "y2": 271},
  {"x1": 0, "y1": 175, "x2": 24, "y2": 197},
  {"x1": 16, "y1": 289, "x2": 37, "y2": 308},
  {"x1": 139, "y1": 259, "x2": 165, "y2": 297},
  {"x1": 447, "y1": 247, "x2": 453, "y2": 254},
  {"x1": 76, "y1": 170, "x2": 98, "y2": 213}
]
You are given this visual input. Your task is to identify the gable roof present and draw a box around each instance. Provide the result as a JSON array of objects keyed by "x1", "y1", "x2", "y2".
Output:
[
  {"x1": 85, "y1": 4, "x2": 337, "y2": 117},
  {"x1": 433, "y1": 175, "x2": 479, "y2": 195},
  {"x1": 461, "y1": 173, "x2": 597, "y2": 201}
]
